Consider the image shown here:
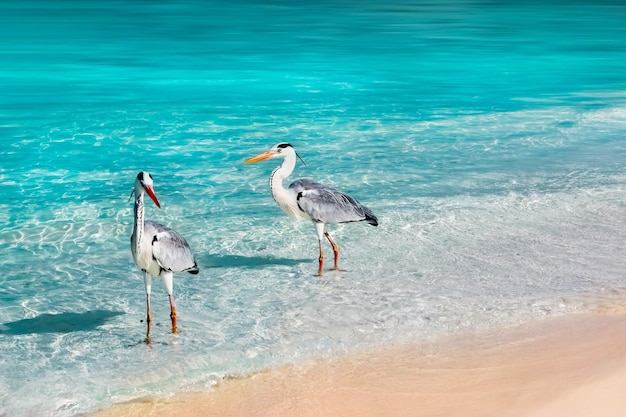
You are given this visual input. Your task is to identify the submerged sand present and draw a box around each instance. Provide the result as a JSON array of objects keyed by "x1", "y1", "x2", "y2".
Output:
[{"x1": 91, "y1": 300, "x2": 626, "y2": 417}]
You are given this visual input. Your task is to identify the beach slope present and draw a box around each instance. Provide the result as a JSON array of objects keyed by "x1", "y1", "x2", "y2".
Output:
[{"x1": 91, "y1": 307, "x2": 626, "y2": 417}]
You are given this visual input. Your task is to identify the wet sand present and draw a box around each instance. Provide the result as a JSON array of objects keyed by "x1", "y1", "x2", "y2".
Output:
[{"x1": 91, "y1": 303, "x2": 626, "y2": 417}]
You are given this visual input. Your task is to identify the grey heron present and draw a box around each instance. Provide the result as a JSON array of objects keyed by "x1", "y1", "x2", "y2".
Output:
[
  {"x1": 245, "y1": 143, "x2": 378, "y2": 275},
  {"x1": 130, "y1": 172, "x2": 199, "y2": 339}
]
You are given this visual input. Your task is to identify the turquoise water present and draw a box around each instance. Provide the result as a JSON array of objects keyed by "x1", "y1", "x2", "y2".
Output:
[{"x1": 2, "y1": 1, "x2": 626, "y2": 415}]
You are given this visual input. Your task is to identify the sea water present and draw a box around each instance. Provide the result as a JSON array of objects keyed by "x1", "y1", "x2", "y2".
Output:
[{"x1": 1, "y1": 1, "x2": 626, "y2": 416}]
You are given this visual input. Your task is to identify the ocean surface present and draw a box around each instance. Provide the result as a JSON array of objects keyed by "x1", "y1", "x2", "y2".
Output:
[{"x1": 2, "y1": 1, "x2": 626, "y2": 416}]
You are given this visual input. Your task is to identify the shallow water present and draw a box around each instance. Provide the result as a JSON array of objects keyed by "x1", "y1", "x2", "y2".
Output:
[{"x1": 2, "y1": 1, "x2": 626, "y2": 416}]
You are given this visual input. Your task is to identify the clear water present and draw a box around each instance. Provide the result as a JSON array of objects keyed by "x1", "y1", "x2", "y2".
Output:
[{"x1": 2, "y1": 1, "x2": 626, "y2": 416}]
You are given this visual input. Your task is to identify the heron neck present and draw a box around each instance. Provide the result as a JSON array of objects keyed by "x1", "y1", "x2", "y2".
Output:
[
  {"x1": 132, "y1": 192, "x2": 145, "y2": 253},
  {"x1": 269, "y1": 154, "x2": 296, "y2": 199}
]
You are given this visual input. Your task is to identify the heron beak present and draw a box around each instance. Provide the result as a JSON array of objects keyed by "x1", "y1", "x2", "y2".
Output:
[
  {"x1": 144, "y1": 186, "x2": 161, "y2": 208},
  {"x1": 245, "y1": 150, "x2": 275, "y2": 164}
]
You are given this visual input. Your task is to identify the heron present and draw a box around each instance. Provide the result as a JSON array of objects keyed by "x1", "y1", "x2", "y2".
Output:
[
  {"x1": 129, "y1": 172, "x2": 199, "y2": 339},
  {"x1": 245, "y1": 143, "x2": 378, "y2": 275}
]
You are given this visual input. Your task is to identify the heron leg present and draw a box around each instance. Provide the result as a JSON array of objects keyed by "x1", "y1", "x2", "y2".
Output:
[
  {"x1": 324, "y1": 232, "x2": 339, "y2": 270},
  {"x1": 161, "y1": 271, "x2": 177, "y2": 333},
  {"x1": 315, "y1": 223, "x2": 325, "y2": 276},
  {"x1": 317, "y1": 239, "x2": 324, "y2": 276},
  {"x1": 145, "y1": 294, "x2": 152, "y2": 341},
  {"x1": 144, "y1": 272, "x2": 152, "y2": 341},
  {"x1": 169, "y1": 294, "x2": 177, "y2": 334}
]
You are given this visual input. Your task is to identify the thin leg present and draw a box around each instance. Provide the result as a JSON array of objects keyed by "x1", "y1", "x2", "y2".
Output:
[
  {"x1": 161, "y1": 271, "x2": 177, "y2": 334},
  {"x1": 317, "y1": 239, "x2": 324, "y2": 276},
  {"x1": 314, "y1": 222, "x2": 326, "y2": 276},
  {"x1": 145, "y1": 293, "x2": 152, "y2": 340},
  {"x1": 324, "y1": 232, "x2": 339, "y2": 270},
  {"x1": 169, "y1": 294, "x2": 177, "y2": 334},
  {"x1": 144, "y1": 272, "x2": 152, "y2": 341}
]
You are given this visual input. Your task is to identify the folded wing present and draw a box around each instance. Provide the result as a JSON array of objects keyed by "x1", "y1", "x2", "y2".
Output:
[
  {"x1": 290, "y1": 179, "x2": 378, "y2": 225},
  {"x1": 146, "y1": 220, "x2": 199, "y2": 274}
]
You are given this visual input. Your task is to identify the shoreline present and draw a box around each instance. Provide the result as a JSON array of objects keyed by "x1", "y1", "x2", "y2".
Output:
[{"x1": 90, "y1": 304, "x2": 626, "y2": 417}]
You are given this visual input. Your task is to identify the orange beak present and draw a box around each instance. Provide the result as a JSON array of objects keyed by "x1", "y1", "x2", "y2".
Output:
[
  {"x1": 144, "y1": 186, "x2": 161, "y2": 208},
  {"x1": 245, "y1": 150, "x2": 276, "y2": 164}
]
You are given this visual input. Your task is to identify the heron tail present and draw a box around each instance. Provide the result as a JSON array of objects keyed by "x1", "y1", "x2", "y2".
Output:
[
  {"x1": 363, "y1": 207, "x2": 379, "y2": 226},
  {"x1": 186, "y1": 263, "x2": 200, "y2": 275}
]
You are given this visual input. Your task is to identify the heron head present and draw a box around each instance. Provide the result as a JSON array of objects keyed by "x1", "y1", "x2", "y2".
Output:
[
  {"x1": 133, "y1": 171, "x2": 161, "y2": 208},
  {"x1": 245, "y1": 143, "x2": 305, "y2": 165}
]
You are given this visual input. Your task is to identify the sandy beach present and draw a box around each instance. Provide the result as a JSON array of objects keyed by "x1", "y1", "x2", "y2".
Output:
[{"x1": 89, "y1": 297, "x2": 626, "y2": 417}]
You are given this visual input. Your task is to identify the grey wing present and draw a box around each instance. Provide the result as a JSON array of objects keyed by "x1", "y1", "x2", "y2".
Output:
[
  {"x1": 146, "y1": 221, "x2": 199, "y2": 274},
  {"x1": 290, "y1": 179, "x2": 378, "y2": 225}
]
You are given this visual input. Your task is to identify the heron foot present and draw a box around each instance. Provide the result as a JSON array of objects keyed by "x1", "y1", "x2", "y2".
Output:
[{"x1": 315, "y1": 267, "x2": 346, "y2": 277}]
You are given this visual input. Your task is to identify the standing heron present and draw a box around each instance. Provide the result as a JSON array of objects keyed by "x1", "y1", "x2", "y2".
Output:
[
  {"x1": 130, "y1": 172, "x2": 199, "y2": 339},
  {"x1": 245, "y1": 143, "x2": 378, "y2": 275}
]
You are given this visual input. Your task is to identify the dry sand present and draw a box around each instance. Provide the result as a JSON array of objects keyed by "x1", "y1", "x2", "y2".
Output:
[{"x1": 91, "y1": 302, "x2": 626, "y2": 417}]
